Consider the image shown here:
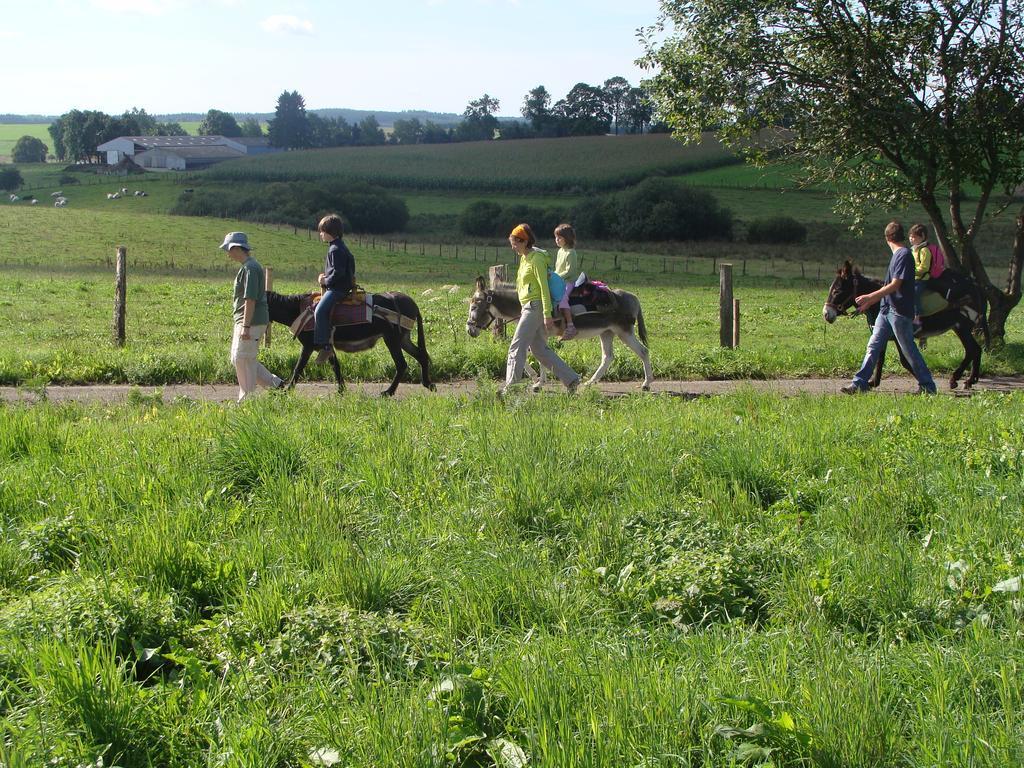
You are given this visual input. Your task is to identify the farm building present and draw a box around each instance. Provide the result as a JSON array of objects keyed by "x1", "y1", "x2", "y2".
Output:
[{"x1": 96, "y1": 135, "x2": 278, "y2": 169}]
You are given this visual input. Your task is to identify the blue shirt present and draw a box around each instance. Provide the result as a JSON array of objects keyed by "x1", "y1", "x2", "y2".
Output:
[{"x1": 882, "y1": 245, "x2": 915, "y2": 317}]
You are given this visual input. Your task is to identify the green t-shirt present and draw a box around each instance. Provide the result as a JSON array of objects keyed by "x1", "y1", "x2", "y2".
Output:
[{"x1": 233, "y1": 255, "x2": 270, "y2": 326}]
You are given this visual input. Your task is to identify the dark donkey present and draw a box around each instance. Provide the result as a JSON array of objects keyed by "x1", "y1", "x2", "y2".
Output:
[
  {"x1": 266, "y1": 291, "x2": 434, "y2": 396},
  {"x1": 822, "y1": 260, "x2": 989, "y2": 390}
]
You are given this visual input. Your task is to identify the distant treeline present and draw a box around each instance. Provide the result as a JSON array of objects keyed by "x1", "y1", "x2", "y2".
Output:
[{"x1": 265, "y1": 77, "x2": 661, "y2": 150}]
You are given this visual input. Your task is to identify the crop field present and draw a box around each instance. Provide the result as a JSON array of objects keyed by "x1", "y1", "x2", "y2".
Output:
[
  {"x1": 204, "y1": 133, "x2": 740, "y2": 193},
  {"x1": 1, "y1": 391, "x2": 1023, "y2": 766},
  {"x1": 3, "y1": 205, "x2": 1022, "y2": 387}
]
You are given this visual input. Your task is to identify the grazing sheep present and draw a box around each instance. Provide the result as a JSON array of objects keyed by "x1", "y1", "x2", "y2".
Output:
[
  {"x1": 8, "y1": 194, "x2": 19, "y2": 202},
  {"x1": 29, "y1": 199, "x2": 38, "y2": 205},
  {"x1": 134, "y1": 190, "x2": 147, "y2": 197},
  {"x1": 120, "y1": 187, "x2": 128, "y2": 195},
  {"x1": 54, "y1": 199, "x2": 67, "y2": 207},
  {"x1": 50, "y1": 190, "x2": 63, "y2": 197}
]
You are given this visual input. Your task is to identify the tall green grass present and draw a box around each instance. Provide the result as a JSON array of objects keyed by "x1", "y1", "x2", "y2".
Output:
[{"x1": 0, "y1": 392, "x2": 1022, "y2": 765}]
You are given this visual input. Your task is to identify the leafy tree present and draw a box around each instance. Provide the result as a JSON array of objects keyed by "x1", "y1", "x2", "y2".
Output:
[
  {"x1": 457, "y1": 94, "x2": 501, "y2": 141},
  {"x1": 358, "y1": 115, "x2": 386, "y2": 146},
  {"x1": 555, "y1": 83, "x2": 611, "y2": 136},
  {"x1": 602, "y1": 76, "x2": 631, "y2": 135},
  {"x1": 421, "y1": 121, "x2": 452, "y2": 144},
  {"x1": 239, "y1": 117, "x2": 264, "y2": 137},
  {"x1": 47, "y1": 119, "x2": 66, "y2": 162},
  {"x1": 121, "y1": 107, "x2": 157, "y2": 135},
  {"x1": 198, "y1": 109, "x2": 242, "y2": 137},
  {"x1": 522, "y1": 85, "x2": 553, "y2": 132},
  {"x1": 12, "y1": 135, "x2": 48, "y2": 163},
  {"x1": 622, "y1": 87, "x2": 654, "y2": 135},
  {"x1": 0, "y1": 167, "x2": 23, "y2": 192},
  {"x1": 641, "y1": 0, "x2": 1024, "y2": 339},
  {"x1": 391, "y1": 118, "x2": 423, "y2": 145},
  {"x1": 155, "y1": 121, "x2": 188, "y2": 136},
  {"x1": 268, "y1": 90, "x2": 312, "y2": 149}
]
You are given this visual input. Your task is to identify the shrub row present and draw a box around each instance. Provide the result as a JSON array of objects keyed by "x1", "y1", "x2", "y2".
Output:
[
  {"x1": 170, "y1": 180, "x2": 409, "y2": 233},
  {"x1": 459, "y1": 178, "x2": 734, "y2": 242},
  {"x1": 746, "y1": 216, "x2": 808, "y2": 244}
]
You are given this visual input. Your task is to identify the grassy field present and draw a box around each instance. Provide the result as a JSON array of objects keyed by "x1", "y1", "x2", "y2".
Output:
[
  {"x1": 3, "y1": 205, "x2": 1022, "y2": 387},
  {"x1": 1, "y1": 392, "x2": 1022, "y2": 766},
  {"x1": 0, "y1": 124, "x2": 53, "y2": 159},
  {"x1": 204, "y1": 133, "x2": 740, "y2": 193}
]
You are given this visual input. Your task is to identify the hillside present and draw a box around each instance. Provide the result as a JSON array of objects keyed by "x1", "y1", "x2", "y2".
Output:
[{"x1": 205, "y1": 133, "x2": 738, "y2": 193}]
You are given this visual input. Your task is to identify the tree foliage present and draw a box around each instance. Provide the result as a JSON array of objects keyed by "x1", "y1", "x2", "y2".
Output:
[
  {"x1": 198, "y1": 109, "x2": 242, "y2": 137},
  {"x1": 12, "y1": 135, "x2": 48, "y2": 163},
  {"x1": 239, "y1": 118, "x2": 264, "y2": 138},
  {"x1": 268, "y1": 90, "x2": 313, "y2": 149},
  {"x1": 0, "y1": 167, "x2": 23, "y2": 192},
  {"x1": 641, "y1": 0, "x2": 1024, "y2": 338}
]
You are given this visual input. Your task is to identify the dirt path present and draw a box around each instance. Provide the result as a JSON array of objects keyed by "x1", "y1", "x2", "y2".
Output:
[{"x1": 3, "y1": 376, "x2": 1024, "y2": 404}]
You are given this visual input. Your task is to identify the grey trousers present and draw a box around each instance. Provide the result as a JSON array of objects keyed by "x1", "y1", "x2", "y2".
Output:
[{"x1": 504, "y1": 300, "x2": 578, "y2": 390}]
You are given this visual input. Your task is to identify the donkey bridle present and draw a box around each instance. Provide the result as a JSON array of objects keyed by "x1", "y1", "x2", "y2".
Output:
[{"x1": 469, "y1": 292, "x2": 498, "y2": 331}]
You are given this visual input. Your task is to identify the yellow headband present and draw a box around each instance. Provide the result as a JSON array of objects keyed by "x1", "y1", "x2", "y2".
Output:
[{"x1": 510, "y1": 225, "x2": 530, "y2": 241}]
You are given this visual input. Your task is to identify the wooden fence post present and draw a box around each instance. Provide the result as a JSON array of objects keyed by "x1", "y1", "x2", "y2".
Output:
[
  {"x1": 732, "y1": 298, "x2": 740, "y2": 348},
  {"x1": 113, "y1": 246, "x2": 126, "y2": 346},
  {"x1": 719, "y1": 263, "x2": 734, "y2": 348},
  {"x1": 488, "y1": 264, "x2": 507, "y2": 339},
  {"x1": 264, "y1": 267, "x2": 273, "y2": 348}
]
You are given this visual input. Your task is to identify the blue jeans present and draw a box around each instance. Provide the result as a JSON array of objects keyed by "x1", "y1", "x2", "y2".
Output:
[
  {"x1": 851, "y1": 310, "x2": 936, "y2": 392},
  {"x1": 913, "y1": 281, "x2": 925, "y2": 319},
  {"x1": 313, "y1": 289, "x2": 338, "y2": 348}
]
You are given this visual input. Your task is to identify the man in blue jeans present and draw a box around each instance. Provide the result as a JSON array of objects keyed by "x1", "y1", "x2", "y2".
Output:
[{"x1": 841, "y1": 220, "x2": 937, "y2": 395}]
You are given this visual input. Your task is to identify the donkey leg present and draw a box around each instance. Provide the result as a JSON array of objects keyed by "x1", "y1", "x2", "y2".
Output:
[
  {"x1": 524, "y1": 356, "x2": 544, "y2": 392},
  {"x1": 382, "y1": 333, "x2": 408, "y2": 397},
  {"x1": 330, "y1": 354, "x2": 345, "y2": 393},
  {"x1": 618, "y1": 329, "x2": 654, "y2": 391},
  {"x1": 870, "y1": 342, "x2": 887, "y2": 388},
  {"x1": 951, "y1": 323, "x2": 978, "y2": 389},
  {"x1": 400, "y1": 333, "x2": 434, "y2": 390},
  {"x1": 587, "y1": 332, "x2": 615, "y2": 386},
  {"x1": 289, "y1": 344, "x2": 314, "y2": 389}
]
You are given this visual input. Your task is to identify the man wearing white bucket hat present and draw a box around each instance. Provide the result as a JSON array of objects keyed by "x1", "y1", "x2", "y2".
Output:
[{"x1": 221, "y1": 232, "x2": 283, "y2": 400}]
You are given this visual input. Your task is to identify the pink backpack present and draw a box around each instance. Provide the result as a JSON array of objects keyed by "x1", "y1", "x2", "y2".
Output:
[{"x1": 928, "y1": 243, "x2": 945, "y2": 278}]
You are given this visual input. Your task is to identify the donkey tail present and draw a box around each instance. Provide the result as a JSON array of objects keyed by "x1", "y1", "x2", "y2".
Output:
[
  {"x1": 416, "y1": 306, "x2": 432, "y2": 369},
  {"x1": 636, "y1": 304, "x2": 649, "y2": 347}
]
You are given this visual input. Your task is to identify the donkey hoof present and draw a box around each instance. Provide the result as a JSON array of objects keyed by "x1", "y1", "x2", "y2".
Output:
[
  {"x1": 641, "y1": 383, "x2": 652, "y2": 392},
  {"x1": 531, "y1": 383, "x2": 542, "y2": 393},
  {"x1": 949, "y1": 379, "x2": 959, "y2": 390}
]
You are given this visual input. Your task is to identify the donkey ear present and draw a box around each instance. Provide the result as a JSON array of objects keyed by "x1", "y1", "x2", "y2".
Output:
[{"x1": 475, "y1": 275, "x2": 486, "y2": 290}]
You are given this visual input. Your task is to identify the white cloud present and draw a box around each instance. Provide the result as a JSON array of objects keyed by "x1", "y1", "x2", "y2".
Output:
[{"x1": 261, "y1": 15, "x2": 314, "y2": 36}]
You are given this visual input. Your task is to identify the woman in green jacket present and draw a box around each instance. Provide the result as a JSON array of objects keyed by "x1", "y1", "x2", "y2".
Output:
[{"x1": 503, "y1": 223, "x2": 580, "y2": 394}]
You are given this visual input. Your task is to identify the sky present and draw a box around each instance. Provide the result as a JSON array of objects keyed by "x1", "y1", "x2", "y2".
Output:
[{"x1": 1, "y1": 0, "x2": 665, "y2": 117}]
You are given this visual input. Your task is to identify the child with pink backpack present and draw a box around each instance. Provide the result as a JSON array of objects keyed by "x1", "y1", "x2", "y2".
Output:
[{"x1": 909, "y1": 222, "x2": 945, "y2": 327}]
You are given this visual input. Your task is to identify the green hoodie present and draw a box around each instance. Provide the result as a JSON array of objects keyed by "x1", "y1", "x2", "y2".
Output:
[{"x1": 516, "y1": 248, "x2": 553, "y2": 316}]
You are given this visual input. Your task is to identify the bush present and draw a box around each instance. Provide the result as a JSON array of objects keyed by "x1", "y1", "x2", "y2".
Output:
[
  {"x1": 459, "y1": 201, "x2": 503, "y2": 236},
  {"x1": 611, "y1": 178, "x2": 733, "y2": 241},
  {"x1": 457, "y1": 200, "x2": 567, "y2": 239},
  {"x1": 0, "y1": 167, "x2": 23, "y2": 192},
  {"x1": 11, "y1": 135, "x2": 48, "y2": 163},
  {"x1": 171, "y1": 180, "x2": 409, "y2": 233},
  {"x1": 746, "y1": 216, "x2": 808, "y2": 244}
]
